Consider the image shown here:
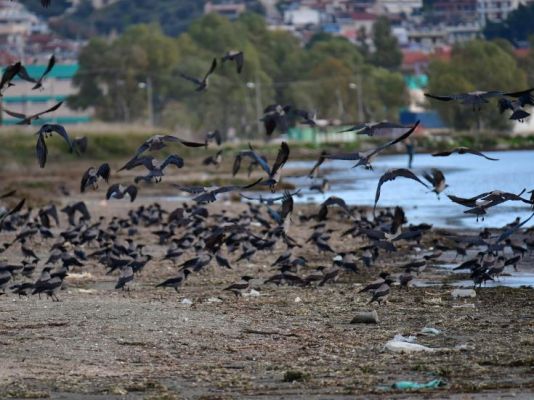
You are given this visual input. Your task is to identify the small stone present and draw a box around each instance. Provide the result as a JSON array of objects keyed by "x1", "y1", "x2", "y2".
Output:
[{"x1": 350, "y1": 310, "x2": 379, "y2": 324}]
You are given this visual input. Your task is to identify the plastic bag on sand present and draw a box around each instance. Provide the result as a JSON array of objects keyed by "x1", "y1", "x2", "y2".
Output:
[
  {"x1": 392, "y1": 379, "x2": 445, "y2": 390},
  {"x1": 385, "y1": 339, "x2": 436, "y2": 353}
]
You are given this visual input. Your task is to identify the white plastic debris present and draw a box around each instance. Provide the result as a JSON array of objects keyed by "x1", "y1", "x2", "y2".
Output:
[
  {"x1": 393, "y1": 334, "x2": 417, "y2": 343},
  {"x1": 420, "y1": 327, "x2": 441, "y2": 336},
  {"x1": 207, "y1": 297, "x2": 222, "y2": 303},
  {"x1": 181, "y1": 298, "x2": 193, "y2": 305},
  {"x1": 249, "y1": 289, "x2": 261, "y2": 297},
  {"x1": 386, "y1": 340, "x2": 436, "y2": 353},
  {"x1": 453, "y1": 303, "x2": 476, "y2": 309},
  {"x1": 451, "y1": 288, "x2": 476, "y2": 299},
  {"x1": 294, "y1": 297, "x2": 302, "y2": 303}
]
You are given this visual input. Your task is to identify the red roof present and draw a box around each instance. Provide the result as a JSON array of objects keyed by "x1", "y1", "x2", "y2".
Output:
[
  {"x1": 402, "y1": 48, "x2": 452, "y2": 67},
  {"x1": 514, "y1": 48, "x2": 530, "y2": 58}
]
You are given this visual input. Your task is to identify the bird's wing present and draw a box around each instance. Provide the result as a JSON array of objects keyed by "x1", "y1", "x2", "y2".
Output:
[
  {"x1": 424, "y1": 93, "x2": 455, "y2": 101},
  {"x1": 432, "y1": 150, "x2": 454, "y2": 157},
  {"x1": 431, "y1": 168, "x2": 445, "y2": 184},
  {"x1": 463, "y1": 148, "x2": 499, "y2": 161},
  {"x1": 106, "y1": 184, "x2": 120, "y2": 200},
  {"x1": 234, "y1": 51, "x2": 244, "y2": 74},
  {"x1": 322, "y1": 196, "x2": 349, "y2": 212},
  {"x1": 0, "y1": 190, "x2": 16, "y2": 199},
  {"x1": 36, "y1": 134, "x2": 47, "y2": 168},
  {"x1": 49, "y1": 124, "x2": 74, "y2": 151},
  {"x1": 37, "y1": 55, "x2": 56, "y2": 83},
  {"x1": 375, "y1": 169, "x2": 428, "y2": 212},
  {"x1": 179, "y1": 72, "x2": 202, "y2": 85},
  {"x1": 4, "y1": 108, "x2": 27, "y2": 119},
  {"x1": 262, "y1": 116, "x2": 277, "y2": 136},
  {"x1": 161, "y1": 154, "x2": 184, "y2": 170},
  {"x1": 203, "y1": 58, "x2": 217, "y2": 82},
  {"x1": 118, "y1": 155, "x2": 154, "y2": 171},
  {"x1": 369, "y1": 120, "x2": 420, "y2": 158},
  {"x1": 80, "y1": 167, "x2": 93, "y2": 193},
  {"x1": 324, "y1": 152, "x2": 362, "y2": 161},
  {"x1": 97, "y1": 163, "x2": 111, "y2": 182},
  {"x1": 337, "y1": 124, "x2": 365, "y2": 133},
  {"x1": 241, "y1": 147, "x2": 271, "y2": 176},
  {"x1": 232, "y1": 154, "x2": 242, "y2": 176},
  {"x1": 503, "y1": 87, "x2": 534, "y2": 98},
  {"x1": 480, "y1": 90, "x2": 504, "y2": 99},
  {"x1": 308, "y1": 151, "x2": 327, "y2": 177},
  {"x1": 172, "y1": 184, "x2": 206, "y2": 194},
  {"x1": 167, "y1": 135, "x2": 207, "y2": 148},
  {"x1": 206, "y1": 130, "x2": 222, "y2": 146},
  {"x1": 125, "y1": 186, "x2": 138, "y2": 202},
  {"x1": 270, "y1": 142, "x2": 290, "y2": 178},
  {"x1": 74, "y1": 201, "x2": 91, "y2": 220},
  {"x1": 73, "y1": 136, "x2": 88, "y2": 153},
  {"x1": 33, "y1": 101, "x2": 63, "y2": 119},
  {"x1": 422, "y1": 170, "x2": 435, "y2": 186},
  {"x1": 17, "y1": 65, "x2": 37, "y2": 84}
]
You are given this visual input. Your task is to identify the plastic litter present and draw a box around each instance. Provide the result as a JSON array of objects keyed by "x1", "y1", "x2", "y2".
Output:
[
  {"x1": 294, "y1": 297, "x2": 302, "y2": 303},
  {"x1": 181, "y1": 298, "x2": 193, "y2": 305},
  {"x1": 386, "y1": 340, "x2": 436, "y2": 353},
  {"x1": 420, "y1": 327, "x2": 441, "y2": 336},
  {"x1": 392, "y1": 379, "x2": 445, "y2": 390},
  {"x1": 393, "y1": 334, "x2": 417, "y2": 343},
  {"x1": 206, "y1": 297, "x2": 222, "y2": 303},
  {"x1": 451, "y1": 288, "x2": 476, "y2": 299}
]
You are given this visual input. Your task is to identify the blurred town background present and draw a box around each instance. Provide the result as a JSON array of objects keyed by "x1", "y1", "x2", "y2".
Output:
[{"x1": 1, "y1": 0, "x2": 534, "y2": 142}]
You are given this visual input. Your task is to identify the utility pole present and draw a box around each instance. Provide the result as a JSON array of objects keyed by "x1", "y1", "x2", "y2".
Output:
[
  {"x1": 254, "y1": 74, "x2": 262, "y2": 135},
  {"x1": 147, "y1": 76, "x2": 154, "y2": 127},
  {"x1": 357, "y1": 74, "x2": 364, "y2": 122}
]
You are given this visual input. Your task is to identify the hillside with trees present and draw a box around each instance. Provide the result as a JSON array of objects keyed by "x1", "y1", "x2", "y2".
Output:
[{"x1": 68, "y1": 13, "x2": 408, "y2": 136}]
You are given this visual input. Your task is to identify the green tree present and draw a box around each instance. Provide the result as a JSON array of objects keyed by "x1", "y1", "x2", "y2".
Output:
[{"x1": 370, "y1": 17, "x2": 402, "y2": 70}]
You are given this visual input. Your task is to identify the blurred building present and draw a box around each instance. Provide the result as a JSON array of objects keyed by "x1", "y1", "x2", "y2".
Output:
[
  {"x1": 1, "y1": 63, "x2": 93, "y2": 125},
  {"x1": 477, "y1": 0, "x2": 534, "y2": 25},
  {"x1": 204, "y1": 1, "x2": 247, "y2": 19}
]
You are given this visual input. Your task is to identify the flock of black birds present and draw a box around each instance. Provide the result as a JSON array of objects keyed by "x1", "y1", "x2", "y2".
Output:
[{"x1": 0, "y1": 0, "x2": 534, "y2": 305}]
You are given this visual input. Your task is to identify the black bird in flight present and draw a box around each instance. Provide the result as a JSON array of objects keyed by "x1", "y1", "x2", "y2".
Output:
[
  {"x1": 221, "y1": 50, "x2": 244, "y2": 74},
  {"x1": 106, "y1": 184, "x2": 138, "y2": 203},
  {"x1": 233, "y1": 142, "x2": 290, "y2": 192},
  {"x1": 326, "y1": 120, "x2": 420, "y2": 169},
  {"x1": 35, "y1": 123, "x2": 76, "y2": 168},
  {"x1": 424, "y1": 90, "x2": 503, "y2": 111},
  {"x1": 133, "y1": 134, "x2": 206, "y2": 157},
  {"x1": 374, "y1": 169, "x2": 429, "y2": 213},
  {"x1": 4, "y1": 101, "x2": 63, "y2": 125},
  {"x1": 33, "y1": 55, "x2": 56, "y2": 90},
  {"x1": 119, "y1": 154, "x2": 184, "y2": 183},
  {"x1": 432, "y1": 147, "x2": 499, "y2": 161},
  {"x1": 498, "y1": 88, "x2": 534, "y2": 121},
  {"x1": 0, "y1": 62, "x2": 36, "y2": 94},
  {"x1": 261, "y1": 104, "x2": 291, "y2": 136},
  {"x1": 179, "y1": 58, "x2": 217, "y2": 91},
  {"x1": 80, "y1": 163, "x2": 111, "y2": 193},
  {"x1": 339, "y1": 121, "x2": 412, "y2": 136}
]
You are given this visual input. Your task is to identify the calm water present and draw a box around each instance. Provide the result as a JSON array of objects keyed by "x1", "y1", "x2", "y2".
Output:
[{"x1": 283, "y1": 150, "x2": 534, "y2": 229}]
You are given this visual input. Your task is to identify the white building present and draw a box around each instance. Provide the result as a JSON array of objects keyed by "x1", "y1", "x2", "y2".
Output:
[
  {"x1": 373, "y1": 0, "x2": 423, "y2": 15},
  {"x1": 283, "y1": 6, "x2": 322, "y2": 26},
  {"x1": 477, "y1": 0, "x2": 534, "y2": 26}
]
